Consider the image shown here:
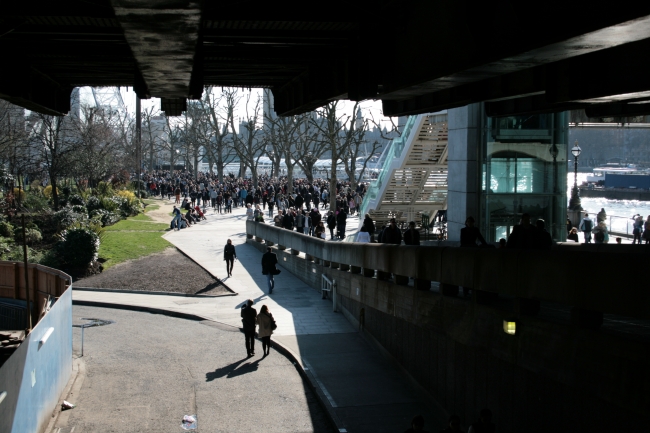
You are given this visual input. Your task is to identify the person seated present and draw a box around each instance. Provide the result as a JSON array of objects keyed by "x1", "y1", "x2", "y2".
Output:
[
  {"x1": 567, "y1": 227, "x2": 579, "y2": 242},
  {"x1": 194, "y1": 205, "x2": 206, "y2": 220},
  {"x1": 460, "y1": 216, "x2": 487, "y2": 247}
]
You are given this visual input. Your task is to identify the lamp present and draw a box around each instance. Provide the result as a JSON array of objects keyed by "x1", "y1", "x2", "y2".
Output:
[
  {"x1": 569, "y1": 140, "x2": 582, "y2": 210},
  {"x1": 503, "y1": 319, "x2": 517, "y2": 335}
]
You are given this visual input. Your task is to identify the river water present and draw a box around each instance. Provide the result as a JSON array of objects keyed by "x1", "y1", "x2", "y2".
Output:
[{"x1": 572, "y1": 173, "x2": 650, "y2": 233}]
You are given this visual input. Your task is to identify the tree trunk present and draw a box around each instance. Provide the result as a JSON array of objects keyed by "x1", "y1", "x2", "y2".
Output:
[
  {"x1": 286, "y1": 163, "x2": 294, "y2": 194},
  {"x1": 216, "y1": 147, "x2": 223, "y2": 182},
  {"x1": 330, "y1": 147, "x2": 338, "y2": 210},
  {"x1": 51, "y1": 174, "x2": 59, "y2": 211},
  {"x1": 193, "y1": 151, "x2": 199, "y2": 180}
]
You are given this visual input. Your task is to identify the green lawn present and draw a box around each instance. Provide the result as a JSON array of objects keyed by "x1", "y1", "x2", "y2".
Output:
[
  {"x1": 103, "y1": 220, "x2": 169, "y2": 231},
  {"x1": 99, "y1": 216, "x2": 171, "y2": 269},
  {"x1": 131, "y1": 213, "x2": 153, "y2": 221}
]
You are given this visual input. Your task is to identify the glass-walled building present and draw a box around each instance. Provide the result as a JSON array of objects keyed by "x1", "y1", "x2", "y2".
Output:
[{"x1": 479, "y1": 112, "x2": 569, "y2": 242}]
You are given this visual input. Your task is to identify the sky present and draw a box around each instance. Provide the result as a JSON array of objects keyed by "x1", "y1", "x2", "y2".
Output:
[{"x1": 78, "y1": 86, "x2": 396, "y2": 132}]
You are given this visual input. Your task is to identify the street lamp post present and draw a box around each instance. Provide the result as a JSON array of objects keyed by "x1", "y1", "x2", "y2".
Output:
[
  {"x1": 569, "y1": 140, "x2": 582, "y2": 211},
  {"x1": 549, "y1": 142, "x2": 559, "y2": 237}
]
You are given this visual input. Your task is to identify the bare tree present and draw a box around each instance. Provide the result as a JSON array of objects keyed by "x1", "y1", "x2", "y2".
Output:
[
  {"x1": 161, "y1": 116, "x2": 184, "y2": 170},
  {"x1": 200, "y1": 87, "x2": 236, "y2": 181},
  {"x1": 228, "y1": 89, "x2": 265, "y2": 187},
  {"x1": 27, "y1": 114, "x2": 77, "y2": 210}
]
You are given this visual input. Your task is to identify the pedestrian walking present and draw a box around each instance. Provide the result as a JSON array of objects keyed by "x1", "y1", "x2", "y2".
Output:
[
  {"x1": 256, "y1": 305, "x2": 276, "y2": 356},
  {"x1": 579, "y1": 213, "x2": 594, "y2": 243},
  {"x1": 240, "y1": 299, "x2": 257, "y2": 357},
  {"x1": 224, "y1": 239, "x2": 237, "y2": 277},
  {"x1": 261, "y1": 247, "x2": 279, "y2": 294}
]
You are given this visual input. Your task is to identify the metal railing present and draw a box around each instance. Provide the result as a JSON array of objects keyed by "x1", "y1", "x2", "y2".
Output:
[{"x1": 247, "y1": 220, "x2": 650, "y2": 321}]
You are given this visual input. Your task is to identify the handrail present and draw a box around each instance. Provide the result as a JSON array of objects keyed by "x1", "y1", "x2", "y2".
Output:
[
  {"x1": 360, "y1": 115, "x2": 417, "y2": 216},
  {"x1": 247, "y1": 220, "x2": 650, "y2": 321}
]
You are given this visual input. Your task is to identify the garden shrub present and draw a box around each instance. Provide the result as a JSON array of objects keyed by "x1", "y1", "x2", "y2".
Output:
[
  {"x1": 60, "y1": 227, "x2": 100, "y2": 268},
  {"x1": 86, "y1": 196, "x2": 102, "y2": 213},
  {"x1": 23, "y1": 192, "x2": 50, "y2": 212},
  {"x1": 14, "y1": 227, "x2": 42, "y2": 244},
  {"x1": 100, "y1": 196, "x2": 121, "y2": 212},
  {"x1": 69, "y1": 194, "x2": 85, "y2": 206},
  {"x1": 97, "y1": 181, "x2": 113, "y2": 197},
  {"x1": 53, "y1": 206, "x2": 88, "y2": 230},
  {"x1": 89, "y1": 209, "x2": 121, "y2": 227},
  {"x1": 0, "y1": 220, "x2": 14, "y2": 238},
  {"x1": 72, "y1": 204, "x2": 86, "y2": 214},
  {"x1": 43, "y1": 185, "x2": 58, "y2": 199},
  {"x1": 12, "y1": 188, "x2": 26, "y2": 201}
]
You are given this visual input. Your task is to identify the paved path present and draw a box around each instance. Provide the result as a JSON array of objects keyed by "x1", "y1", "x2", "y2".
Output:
[
  {"x1": 73, "y1": 203, "x2": 447, "y2": 433},
  {"x1": 59, "y1": 306, "x2": 335, "y2": 433}
]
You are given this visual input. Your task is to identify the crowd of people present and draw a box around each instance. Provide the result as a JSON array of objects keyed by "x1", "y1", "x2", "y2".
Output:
[{"x1": 138, "y1": 169, "x2": 369, "y2": 233}]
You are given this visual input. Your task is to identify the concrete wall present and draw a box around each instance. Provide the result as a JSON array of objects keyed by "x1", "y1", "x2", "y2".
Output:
[
  {"x1": 0, "y1": 287, "x2": 73, "y2": 433},
  {"x1": 246, "y1": 232, "x2": 650, "y2": 432},
  {"x1": 447, "y1": 104, "x2": 482, "y2": 241}
]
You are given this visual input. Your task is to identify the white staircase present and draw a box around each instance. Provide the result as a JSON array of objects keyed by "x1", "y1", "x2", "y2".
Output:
[{"x1": 360, "y1": 113, "x2": 448, "y2": 228}]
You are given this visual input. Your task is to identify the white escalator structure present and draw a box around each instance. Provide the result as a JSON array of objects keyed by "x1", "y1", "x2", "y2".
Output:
[{"x1": 360, "y1": 112, "x2": 448, "y2": 228}]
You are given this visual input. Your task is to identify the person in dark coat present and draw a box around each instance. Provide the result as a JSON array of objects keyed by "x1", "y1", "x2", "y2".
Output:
[
  {"x1": 240, "y1": 299, "x2": 257, "y2": 357},
  {"x1": 326, "y1": 211, "x2": 337, "y2": 240},
  {"x1": 535, "y1": 219, "x2": 553, "y2": 249},
  {"x1": 506, "y1": 213, "x2": 537, "y2": 249},
  {"x1": 403, "y1": 221, "x2": 420, "y2": 245},
  {"x1": 336, "y1": 207, "x2": 347, "y2": 239},
  {"x1": 460, "y1": 216, "x2": 487, "y2": 247},
  {"x1": 363, "y1": 214, "x2": 376, "y2": 242},
  {"x1": 224, "y1": 239, "x2": 237, "y2": 277},
  {"x1": 261, "y1": 247, "x2": 279, "y2": 294},
  {"x1": 383, "y1": 218, "x2": 402, "y2": 245}
]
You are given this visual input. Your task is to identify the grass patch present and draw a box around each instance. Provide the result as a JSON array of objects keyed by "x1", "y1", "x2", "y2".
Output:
[
  {"x1": 99, "y1": 213, "x2": 171, "y2": 269},
  {"x1": 103, "y1": 219, "x2": 169, "y2": 231},
  {"x1": 131, "y1": 213, "x2": 154, "y2": 221},
  {"x1": 99, "y1": 232, "x2": 171, "y2": 269},
  {"x1": 144, "y1": 204, "x2": 160, "y2": 212}
]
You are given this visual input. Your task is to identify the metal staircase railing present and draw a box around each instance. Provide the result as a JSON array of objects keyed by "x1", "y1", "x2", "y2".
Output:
[{"x1": 360, "y1": 113, "x2": 448, "y2": 229}]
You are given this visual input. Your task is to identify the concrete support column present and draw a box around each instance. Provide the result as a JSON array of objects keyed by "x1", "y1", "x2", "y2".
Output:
[
  {"x1": 350, "y1": 266, "x2": 361, "y2": 274},
  {"x1": 515, "y1": 298, "x2": 540, "y2": 316},
  {"x1": 441, "y1": 283, "x2": 459, "y2": 296},
  {"x1": 571, "y1": 307, "x2": 603, "y2": 329},
  {"x1": 447, "y1": 104, "x2": 482, "y2": 242}
]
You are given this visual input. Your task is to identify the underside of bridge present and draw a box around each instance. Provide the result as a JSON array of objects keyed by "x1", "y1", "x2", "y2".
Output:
[{"x1": 2, "y1": 1, "x2": 650, "y2": 117}]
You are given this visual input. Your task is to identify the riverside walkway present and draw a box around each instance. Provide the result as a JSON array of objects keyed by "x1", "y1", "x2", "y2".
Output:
[{"x1": 72, "y1": 204, "x2": 447, "y2": 433}]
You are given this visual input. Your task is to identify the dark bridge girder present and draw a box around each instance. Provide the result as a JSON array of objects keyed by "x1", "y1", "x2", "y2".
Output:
[{"x1": 3, "y1": 1, "x2": 650, "y2": 117}]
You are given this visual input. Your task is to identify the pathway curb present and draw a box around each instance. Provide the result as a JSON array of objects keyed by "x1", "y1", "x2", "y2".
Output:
[
  {"x1": 71, "y1": 298, "x2": 346, "y2": 433},
  {"x1": 73, "y1": 286, "x2": 238, "y2": 298}
]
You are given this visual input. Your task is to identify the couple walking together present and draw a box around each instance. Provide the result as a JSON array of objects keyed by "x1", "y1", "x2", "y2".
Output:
[{"x1": 240, "y1": 299, "x2": 276, "y2": 357}]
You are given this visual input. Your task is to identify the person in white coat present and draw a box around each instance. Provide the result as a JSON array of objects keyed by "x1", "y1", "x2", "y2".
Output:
[
  {"x1": 356, "y1": 226, "x2": 371, "y2": 243},
  {"x1": 256, "y1": 305, "x2": 275, "y2": 356}
]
